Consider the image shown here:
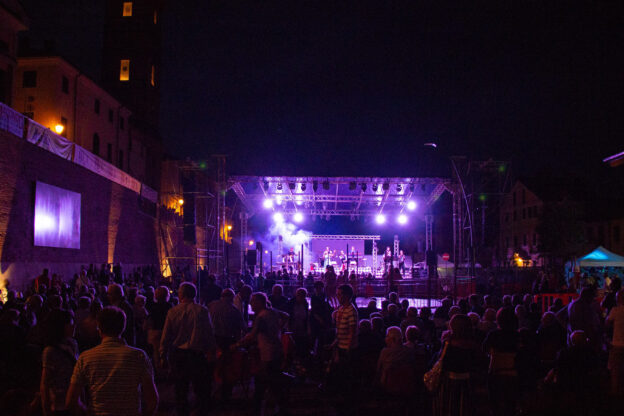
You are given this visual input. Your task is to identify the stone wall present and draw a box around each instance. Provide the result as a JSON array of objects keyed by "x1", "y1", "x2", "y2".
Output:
[{"x1": 0, "y1": 128, "x2": 158, "y2": 291}]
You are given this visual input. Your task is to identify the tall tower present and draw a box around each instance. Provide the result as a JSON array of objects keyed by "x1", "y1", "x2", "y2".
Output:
[{"x1": 102, "y1": 0, "x2": 164, "y2": 129}]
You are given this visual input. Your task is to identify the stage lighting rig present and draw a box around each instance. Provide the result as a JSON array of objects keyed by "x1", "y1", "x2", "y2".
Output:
[
  {"x1": 263, "y1": 199, "x2": 273, "y2": 209},
  {"x1": 397, "y1": 214, "x2": 408, "y2": 225},
  {"x1": 372, "y1": 183, "x2": 378, "y2": 192},
  {"x1": 288, "y1": 182, "x2": 296, "y2": 190},
  {"x1": 375, "y1": 213, "x2": 386, "y2": 224},
  {"x1": 407, "y1": 200, "x2": 417, "y2": 211},
  {"x1": 300, "y1": 183, "x2": 306, "y2": 191},
  {"x1": 361, "y1": 183, "x2": 367, "y2": 192},
  {"x1": 409, "y1": 183, "x2": 415, "y2": 192},
  {"x1": 313, "y1": 181, "x2": 318, "y2": 192},
  {"x1": 273, "y1": 212, "x2": 284, "y2": 223},
  {"x1": 382, "y1": 182, "x2": 390, "y2": 191},
  {"x1": 323, "y1": 181, "x2": 330, "y2": 190},
  {"x1": 293, "y1": 212, "x2": 304, "y2": 223},
  {"x1": 263, "y1": 181, "x2": 269, "y2": 191},
  {"x1": 396, "y1": 184, "x2": 402, "y2": 192}
]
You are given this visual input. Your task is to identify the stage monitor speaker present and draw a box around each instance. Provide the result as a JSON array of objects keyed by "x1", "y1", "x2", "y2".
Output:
[
  {"x1": 364, "y1": 240, "x2": 373, "y2": 255},
  {"x1": 426, "y1": 250, "x2": 437, "y2": 267},
  {"x1": 246, "y1": 250, "x2": 257, "y2": 266}
]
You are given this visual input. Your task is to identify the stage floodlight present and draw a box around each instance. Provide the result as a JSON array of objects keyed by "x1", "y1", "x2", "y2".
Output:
[
  {"x1": 300, "y1": 183, "x2": 306, "y2": 191},
  {"x1": 361, "y1": 183, "x2": 367, "y2": 192},
  {"x1": 349, "y1": 182, "x2": 356, "y2": 190},
  {"x1": 375, "y1": 214, "x2": 386, "y2": 224},
  {"x1": 372, "y1": 183, "x2": 378, "y2": 192},
  {"x1": 249, "y1": 239, "x2": 255, "y2": 246},
  {"x1": 293, "y1": 212, "x2": 304, "y2": 223},
  {"x1": 277, "y1": 183, "x2": 283, "y2": 191},
  {"x1": 396, "y1": 184, "x2": 402, "y2": 192},
  {"x1": 313, "y1": 181, "x2": 318, "y2": 192},
  {"x1": 397, "y1": 214, "x2": 408, "y2": 225},
  {"x1": 407, "y1": 200, "x2": 417, "y2": 211},
  {"x1": 295, "y1": 195, "x2": 303, "y2": 205},
  {"x1": 263, "y1": 198, "x2": 273, "y2": 209},
  {"x1": 289, "y1": 182, "x2": 296, "y2": 190},
  {"x1": 275, "y1": 196, "x2": 283, "y2": 205},
  {"x1": 382, "y1": 182, "x2": 390, "y2": 191},
  {"x1": 323, "y1": 181, "x2": 330, "y2": 190},
  {"x1": 273, "y1": 212, "x2": 284, "y2": 223}
]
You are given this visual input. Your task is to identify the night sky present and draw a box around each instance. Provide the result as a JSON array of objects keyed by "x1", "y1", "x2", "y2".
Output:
[
  {"x1": 21, "y1": 1, "x2": 624, "y2": 180},
  {"x1": 159, "y1": 1, "x2": 624, "y2": 179}
]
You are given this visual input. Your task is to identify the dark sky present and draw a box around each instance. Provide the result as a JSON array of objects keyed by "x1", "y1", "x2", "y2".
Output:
[
  {"x1": 20, "y1": 1, "x2": 624, "y2": 179},
  {"x1": 159, "y1": 1, "x2": 624, "y2": 179}
]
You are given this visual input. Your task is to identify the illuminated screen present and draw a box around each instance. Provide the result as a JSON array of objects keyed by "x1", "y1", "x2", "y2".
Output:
[{"x1": 34, "y1": 182, "x2": 81, "y2": 249}]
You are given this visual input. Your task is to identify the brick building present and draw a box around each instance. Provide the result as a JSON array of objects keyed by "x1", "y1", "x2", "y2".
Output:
[{"x1": 0, "y1": 0, "x2": 28, "y2": 105}]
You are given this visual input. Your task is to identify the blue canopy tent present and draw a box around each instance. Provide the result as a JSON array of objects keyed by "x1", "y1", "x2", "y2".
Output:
[{"x1": 566, "y1": 246, "x2": 624, "y2": 288}]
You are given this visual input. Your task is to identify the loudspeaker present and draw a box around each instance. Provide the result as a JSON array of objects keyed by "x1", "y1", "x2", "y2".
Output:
[
  {"x1": 246, "y1": 250, "x2": 257, "y2": 266},
  {"x1": 426, "y1": 250, "x2": 437, "y2": 267},
  {"x1": 364, "y1": 240, "x2": 373, "y2": 255},
  {"x1": 182, "y1": 175, "x2": 196, "y2": 244}
]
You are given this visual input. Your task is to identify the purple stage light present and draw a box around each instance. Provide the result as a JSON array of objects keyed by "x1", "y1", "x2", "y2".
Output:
[
  {"x1": 263, "y1": 198, "x2": 273, "y2": 209},
  {"x1": 397, "y1": 214, "x2": 408, "y2": 225},
  {"x1": 375, "y1": 213, "x2": 386, "y2": 224},
  {"x1": 407, "y1": 200, "x2": 417, "y2": 210},
  {"x1": 293, "y1": 212, "x2": 304, "y2": 223},
  {"x1": 273, "y1": 212, "x2": 284, "y2": 223}
]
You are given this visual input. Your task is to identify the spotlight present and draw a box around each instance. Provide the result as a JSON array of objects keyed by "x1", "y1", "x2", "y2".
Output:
[
  {"x1": 349, "y1": 182, "x2": 356, "y2": 191},
  {"x1": 288, "y1": 182, "x2": 296, "y2": 190},
  {"x1": 293, "y1": 212, "x2": 304, "y2": 223},
  {"x1": 313, "y1": 181, "x2": 318, "y2": 192},
  {"x1": 300, "y1": 183, "x2": 306, "y2": 191},
  {"x1": 396, "y1": 184, "x2": 402, "y2": 192},
  {"x1": 248, "y1": 240, "x2": 254, "y2": 246},
  {"x1": 375, "y1": 214, "x2": 386, "y2": 224},
  {"x1": 407, "y1": 200, "x2": 417, "y2": 211},
  {"x1": 323, "y1": 181, "x2": 330, "y2": 190},
  {"x1": 295, "y1": 196, "x2": 303, "y2": 205},
  {"x1": 54, "y1": 124, "x2": 64, "y2": 134},
  {"x1": 263, "y1": 198, "x2": 273, "y2": 209},
  {"x1": 227, "y1": 225, "x2": 232, "y2": 230},
  {"x1": 265, "y1": 250, "x2": 268, "y2": 254},
  {"x1": 273, "y1": 212, "x2": 284, "y2": 223},
  {"x1": 178, "y1": 198, "x2": 184, "y2": 205},
  {"x1": 277, "y1": 183, "x2": 283, "y2": 191},
  {"x1": 382, "y1": 183, "x2": 390, "y2": 191},
  {"x1": 361, "y1": 183, "x2": 367, "y2": 192},
  {"x1": 372, "y1": 184, "x2": 378, "y2": 192},
  {"x1": 397, "y1": 214, "x2": 408, "y2": 225},
  {"x1": 275, "y1": 196, "x2": 283, "y2": 205}
]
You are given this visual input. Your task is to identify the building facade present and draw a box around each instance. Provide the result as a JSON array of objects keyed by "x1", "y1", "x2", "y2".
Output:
[
  {"x1": 12, "y1": 56, "x2": 148, "y2": 182},
  {"x1": 0, "y1": 0, "x2": 28, "y2": 105}
]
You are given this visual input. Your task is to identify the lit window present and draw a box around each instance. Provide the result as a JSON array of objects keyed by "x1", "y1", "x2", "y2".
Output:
[
  {"x1": 123, "y1": 2, "x2": 133, "y2": 17},
  {"x1": 120, "y1": 59, "x2": 130, "y2": 81},
  {"x1": 151, "y1": 65, "x2": 155, "y2": 86},
  {"x1": 153, "y1": 10, "x2": 158, "y2": 24}
]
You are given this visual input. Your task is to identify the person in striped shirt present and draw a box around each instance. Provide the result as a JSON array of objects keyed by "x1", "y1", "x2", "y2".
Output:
[{"x1": 66, "y1": 306, "x2": 158, "y2": 416}]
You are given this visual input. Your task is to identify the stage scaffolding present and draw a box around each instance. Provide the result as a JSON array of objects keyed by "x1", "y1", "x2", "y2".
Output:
[{"x1": 228, "y1": 175, "x2": 461, "y2": 274}]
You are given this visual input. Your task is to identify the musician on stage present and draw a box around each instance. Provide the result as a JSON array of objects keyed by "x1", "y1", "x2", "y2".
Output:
[
  {"x1": 339, "y1": 250, "x2": 347, "y2": 271},
  {"x1": 322, "y1": 247, "x2": 330, "y2": 267},
  {"x1": 383, "y1": 247, "x2": 393, "y2": 274},
  {"x1": 398, "y1": 250, "x2": 406, "y2": 276}
]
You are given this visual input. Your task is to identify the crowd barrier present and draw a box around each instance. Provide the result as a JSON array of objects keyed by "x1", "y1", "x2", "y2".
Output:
[{"x1": 533, "y1": 293, "x2": 579, "y2": 313}]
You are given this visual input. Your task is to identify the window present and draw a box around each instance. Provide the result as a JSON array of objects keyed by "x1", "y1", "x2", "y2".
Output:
[
  {"x1": 107, "y1": 143, "x2": 113, "y2": 163},
  {"x1": 118, "y1": 150, "x2": 124, "y2": 169},
  {"x1": 108, "y1": 109, "x2": 113, "y2": 123},
  {"x1": 93, "y1": 134, "x2": 100, "y2": 156},
  {"x1": 23, "y1": 70, "x2": 37, "y2": 87},
  {"x1": 120, "y1": 59, "x2": 130, "y2": 81},
  {"x1": 119, "y1": 116, "x2": 125, "y2": 130},
  {"x1": 150, "y1": 65, "x2": 155, "y2": 86},
  {"x1": 123, "y1": 2, "x2": 133, "y2": 17},
  {"x1": 62, "y1": 76, "x2": 69, "y2": 93},
  {"x1": 153, "y1": 10, "x2": 158, "y2": 24},
  {"x1": 94, "y1": 99, "x2": 100, "y2": 114}
]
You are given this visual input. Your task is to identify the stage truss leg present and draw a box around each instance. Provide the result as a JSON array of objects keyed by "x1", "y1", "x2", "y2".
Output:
[
  {"x1": 372, "y1": 241, "x2": 378, "y2": 278},
  {"x1": 240, "y1": 212, "x2": 248, "y2": 273}
]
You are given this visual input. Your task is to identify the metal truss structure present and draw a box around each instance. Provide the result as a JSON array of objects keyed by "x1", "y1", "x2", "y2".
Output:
[
  {"x1": 228, "y1": 176, "x2": 454, "y2": 218},
  {"x1": 311, "y1": 234, "x2": 381, "y2": 240}
]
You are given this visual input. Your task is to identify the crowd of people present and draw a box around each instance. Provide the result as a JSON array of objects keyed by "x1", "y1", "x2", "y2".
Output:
[{"x1": 0, "y1": 263, "x2": 623, "y2": 416}]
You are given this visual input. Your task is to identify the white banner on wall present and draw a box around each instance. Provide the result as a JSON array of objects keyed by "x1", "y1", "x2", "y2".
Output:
[
  {"x1": 73, "y1": 145, "x2": 142, "y2": 193},
  {"x1": 27, "y1": 121, "x2": 75, "y2": 161},
  {"x1": 0, "y1": 102, "x2": 24, "y2": 138}
]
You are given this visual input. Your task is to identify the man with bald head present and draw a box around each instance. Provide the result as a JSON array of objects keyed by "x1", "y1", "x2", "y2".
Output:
[{"x1": 107, "y1": 283, "x2": 135, "y2": 346}]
